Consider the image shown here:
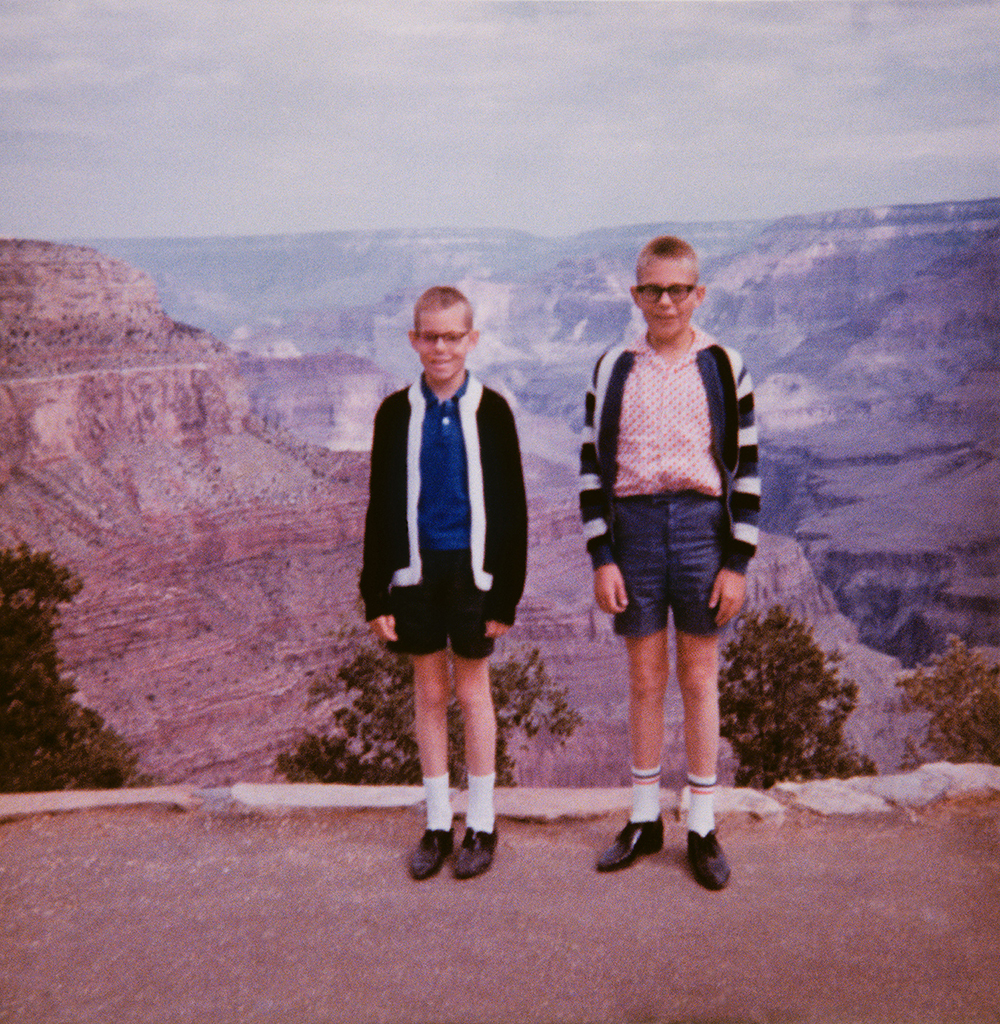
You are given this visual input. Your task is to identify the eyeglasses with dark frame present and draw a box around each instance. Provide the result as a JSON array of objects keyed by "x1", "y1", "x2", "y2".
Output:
[
  {"x1": 633, "y1": 283, "x2": 698, "y2": 304},
  {"x1": 413, "y1": 331, "x2": 470, "y2": 346}
]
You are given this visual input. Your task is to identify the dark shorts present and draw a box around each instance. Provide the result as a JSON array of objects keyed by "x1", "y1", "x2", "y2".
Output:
[
  {"x1": 387, "y1": 548, "x2": 495, "y2": 660},
  {"x1": 611, "y1": 491, "x2": 725, "y2": 639}
]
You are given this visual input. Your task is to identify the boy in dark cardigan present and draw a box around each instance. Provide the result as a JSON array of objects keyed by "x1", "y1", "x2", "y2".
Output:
[{"x1": 360, "y1": 286, "x2": 528, "y2": 880}]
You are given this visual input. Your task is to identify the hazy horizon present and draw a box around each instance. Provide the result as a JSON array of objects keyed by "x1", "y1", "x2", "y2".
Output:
[{"x1": 3, "y1": 1, "x2": 997, "y2": 242}]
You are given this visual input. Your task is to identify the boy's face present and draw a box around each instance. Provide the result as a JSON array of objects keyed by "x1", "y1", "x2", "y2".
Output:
[
  {"x1": 409, "y1": 303, "x2": 479, "y2": 397},
  {"x1": 631, "y1": 256, "x2": 705, "y2": 346}
]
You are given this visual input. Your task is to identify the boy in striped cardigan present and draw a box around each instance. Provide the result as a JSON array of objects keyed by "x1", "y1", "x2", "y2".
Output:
[{"x1": 579, "y1": 236, "x2": 760, "y2": 890}]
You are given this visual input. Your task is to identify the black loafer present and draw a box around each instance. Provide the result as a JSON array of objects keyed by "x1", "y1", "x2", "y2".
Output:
[
  {"x1": 687, "y1": 829, "x2": 731, "y2": 891},
  {"x1": 409, "y1": 828, "x2": 453, "y2": 880},
  {"x1": 596, "y1": 816, "x2": 664, "y2": 872},
  {"x1": 454, "y1": 827, "x2": 497, "y2": 879}
]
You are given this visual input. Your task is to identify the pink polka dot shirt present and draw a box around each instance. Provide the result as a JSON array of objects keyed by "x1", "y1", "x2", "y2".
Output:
[{"x1": 614, "y1": 325, "x2": 723, "y2": 498}]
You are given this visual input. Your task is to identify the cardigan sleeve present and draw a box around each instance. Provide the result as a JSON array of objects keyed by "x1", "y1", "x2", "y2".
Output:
[
  {"x1": 579, "y1": 349, "x2": 621, "y2": 570},
  {"x1": 724, "y1": 350, "x2": 760, "y2": 574},
  {"x1": 480, "y1": 390, "x2": 528, "y2": 625},
  {"x1": 359, "y1": 393, "x2": 407, "y2": 621}
]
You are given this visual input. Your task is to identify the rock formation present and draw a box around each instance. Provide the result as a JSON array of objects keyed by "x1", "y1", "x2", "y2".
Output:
[
  {"x1": 0, "y1": 233, "x2": 952, "y2": 788},
  {"x1": 92, "y1": 201, "x2": 999, "y2": 667},
  {"x1": 1, "y1": 240, "x2": 369, "y2": 784}
]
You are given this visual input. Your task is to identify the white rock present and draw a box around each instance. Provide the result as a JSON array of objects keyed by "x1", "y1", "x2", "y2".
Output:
[
  {"x1": 774, "y1": 779, "x2": 893, "y2": 815},
  {"x1": 851, "y1": 762, "x2": 1000, "y2": 808},
  {"x1": 230, "y1": 782, "x2": 423, "y2": 810},
  {"x1": 679, "y1": 785, "x2": 786, "y2": 821}
]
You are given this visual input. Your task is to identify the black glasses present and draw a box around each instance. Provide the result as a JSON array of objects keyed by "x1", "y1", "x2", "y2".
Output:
[
  {"x1": 633, "y1": 283, "x2": 697, "y2": 304},
  {"x1": 414, "y1": 331, "x2": 469, "y2": 345}
]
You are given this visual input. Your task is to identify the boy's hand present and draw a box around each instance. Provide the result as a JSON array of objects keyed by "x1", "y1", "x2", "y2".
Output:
[
  {"x1": 594, "y1": 563, "x2": 629, "y2": 615},
  {"x1": 485, "y1": 620, "x2": 510, "y2": 639},
  {"x1": 709, "y1": 568, "x2": 746, "y2": 626},
  {"x1": 368, "y1": 614, "x2": 398, "y2": 642}
]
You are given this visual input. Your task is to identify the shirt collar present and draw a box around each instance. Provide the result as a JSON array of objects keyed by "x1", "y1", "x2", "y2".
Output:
[
  {"x1": 421, "y1": 371, "x2": 469, "y2": 407},
  {"x1": 632, "y1": 324, "x2": 711, "y2": 360}
]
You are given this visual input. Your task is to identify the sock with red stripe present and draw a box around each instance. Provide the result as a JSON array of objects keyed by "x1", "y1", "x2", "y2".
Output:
[
  {"x1": 629, "y1": 764, "x2": 662, "y2": 823},
  {"x1": 687, "y1": 772, "x2": 717, "y2": 837}
]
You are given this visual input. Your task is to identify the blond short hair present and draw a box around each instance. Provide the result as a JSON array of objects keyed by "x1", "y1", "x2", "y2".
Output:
[
  {"x1": 413, "y1": 286, "x2": 474, "y2": 332},
  {"x1": 636, "y1": 236, "x2": 699, "y2": 279}
]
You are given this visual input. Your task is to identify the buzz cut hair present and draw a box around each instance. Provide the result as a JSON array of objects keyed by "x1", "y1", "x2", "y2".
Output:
[
  {"x1": 636, "y1": 236, "x2": 699, "y2": 278},
  {"x1": 413, "y1": 286, "x2": 474, "y2": 332}
]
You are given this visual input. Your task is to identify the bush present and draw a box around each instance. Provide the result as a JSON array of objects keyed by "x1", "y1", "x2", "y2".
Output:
[
  {"x1": 276, "y1": 630, "x2": 581, "y2": 786},
  {"x1": 718, "y1": 605, "x2": 876, "y2": 789},
  {"x1": 896, "y1": 635, "x2": 1000, "y2": 766},
  {"x1": 0, "y1": 544, "x2": 142, "y2": 792}
]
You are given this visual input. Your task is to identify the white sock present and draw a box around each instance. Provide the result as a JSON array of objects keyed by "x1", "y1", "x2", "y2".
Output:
[
  {"x1": 424, "y1": 773, "x2": 452, "y2": 832},
  {"x1": 465, "y1": 772, "x2": 496, "y2": 834},
  {"x1": 687, "y1": 772, "x2": 717, "y2": 837},
  {"x1": 629, "y1": 765, "x2": 662, "y2": 823}
]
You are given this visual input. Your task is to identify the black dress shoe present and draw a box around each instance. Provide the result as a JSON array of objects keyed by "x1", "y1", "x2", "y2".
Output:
[
  {"x1": 409, "y1": 828, "x2": 453, "y2": 880},
  {"x1": 687, "y1": 829, "x2": 731, "y2": 891},
  {"x1": 454, "y1": 827, "x2": 497, "y2": 879},
  {"x1": 596, "y1": 816, "x2": 664, "y2": 872}
]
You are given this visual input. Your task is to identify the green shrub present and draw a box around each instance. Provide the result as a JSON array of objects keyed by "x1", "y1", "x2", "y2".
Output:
[
  {"x1": 719, "y1": 605, "x2": 876, "y2": 789},
  {"x1": 276, "y1": 630, "x2": 580, "y2": 786},
  {"x1": 1, "y1": 544, "x2": 142, "y2": 792},
  {"x1": 896, "y1": 635, "x2": 1000, "y2": 766}
]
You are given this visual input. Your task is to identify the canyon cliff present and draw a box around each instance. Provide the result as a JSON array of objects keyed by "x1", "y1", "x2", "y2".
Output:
[
  {"x1": 5, "y1": 209, "x2": 989, "y2": 787},
  {"x1": 129, "y1": 199, "x2": 993, "y2": 665},
  {"x1": 1, "y1": 240, "x2": 370, "y2": 784}
]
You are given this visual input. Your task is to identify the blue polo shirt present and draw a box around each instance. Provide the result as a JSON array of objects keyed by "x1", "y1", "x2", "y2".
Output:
[{"x1": 418, "y1": 374, "x2": 472, "y2": 550}]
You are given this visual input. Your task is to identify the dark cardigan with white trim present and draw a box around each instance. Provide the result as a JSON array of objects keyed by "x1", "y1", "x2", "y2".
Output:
[
  {"x1": 579, "y1": 339, "x2": 761, "y2": 574},
  {"x1": 360, "y1": 376, "x2": 528, "y2": 626}
]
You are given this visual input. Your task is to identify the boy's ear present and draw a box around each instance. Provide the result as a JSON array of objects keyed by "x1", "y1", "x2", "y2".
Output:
[{"x1": 467, "y1": 329, "x2": 480, "y2": 349}]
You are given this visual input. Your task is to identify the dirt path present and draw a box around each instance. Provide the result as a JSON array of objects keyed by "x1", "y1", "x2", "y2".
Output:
[{"x1": 2, "y1": 798, "x2": 999, "y2": 1023}]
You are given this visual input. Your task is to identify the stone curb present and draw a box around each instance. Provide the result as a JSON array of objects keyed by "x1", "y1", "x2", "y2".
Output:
[
  {"x1": 2, "y1": 763, "x2": 998, "y2": 823},
  {"x1": 0, "y1": 786, "x2": 201, "y2": 820}
]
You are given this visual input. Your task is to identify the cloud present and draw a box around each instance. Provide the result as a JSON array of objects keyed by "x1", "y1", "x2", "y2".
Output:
[{"x1": 1, "y1": 0, "x2": 997, "y2": 240}]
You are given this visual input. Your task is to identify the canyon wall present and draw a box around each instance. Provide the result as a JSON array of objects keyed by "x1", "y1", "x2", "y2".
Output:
[
  {"x1": 191, "y1": 202, "x2": 998, "y2": 665},
  {"x1": 1, "y1": 240, "x2": 369, "y2": 784},
  {"x1": 4, "y1": 224, "x2": 974, "y2": 787}
]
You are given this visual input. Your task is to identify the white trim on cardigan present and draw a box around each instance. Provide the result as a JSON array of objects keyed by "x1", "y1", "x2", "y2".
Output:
[
  {"x1": 391, "y1": 381, "x2": 427, "y2": 589},
  {"x1": 457, "y1": 377, "x2": 492, "y2": 591},
  {"x1": 390, "y1": 376, "x2": 492, "y2": 592}
]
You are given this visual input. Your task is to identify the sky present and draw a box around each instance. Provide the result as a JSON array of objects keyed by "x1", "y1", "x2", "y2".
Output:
[{"x1": 1, "y1": 0, "x2": 998, "y2": 241}]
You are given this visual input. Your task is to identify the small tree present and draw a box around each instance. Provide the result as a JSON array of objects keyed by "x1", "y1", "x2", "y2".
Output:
[
  {"x1": 719, "y1": 605, "x2": 875, "y2": 789},
  {"x1": 896, "y1": 635, "x2": 1000, "y2": 766},
  {"x1": 276, "y1": 630, "x2": 581, "y2": 786},
  {"x1": 0, "y1": 544, "x2": 142, "y2": 792}
]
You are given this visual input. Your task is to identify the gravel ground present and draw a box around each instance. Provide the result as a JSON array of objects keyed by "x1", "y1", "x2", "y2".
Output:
[{"x1": 1, "y1": 797, "x2": 999, "y2": 1024}]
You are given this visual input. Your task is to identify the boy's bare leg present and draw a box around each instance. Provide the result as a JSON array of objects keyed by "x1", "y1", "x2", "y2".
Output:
[
  {"x1": 595, "y1": 629, "x2": 669, "y2": 870},
  {"x1": 408, "y1": 650, "x2": 455, "y2": 878},
  {"x1": 675, "y1": 628, "x2": 730, "y2": 887},
  {"x1": 412, "y1": 650, "x2": 451, "y2": 778},
  {"x1": 624, "y1": 629, "x2": 670, "y2": 772},
  {"x1": 452, "y1": 653, "x2": 497, "y2": 777},
  {"x1": 674, "y1": 630, "x2": 721, "y2": 778},
  {"x1": 452, "y1": 653, "x2": 498, "y2": 875}
]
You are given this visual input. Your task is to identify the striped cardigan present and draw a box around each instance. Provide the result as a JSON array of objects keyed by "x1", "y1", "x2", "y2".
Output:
[{"x1": 579, "y1": 340, "x2": 760, "y2": 574}]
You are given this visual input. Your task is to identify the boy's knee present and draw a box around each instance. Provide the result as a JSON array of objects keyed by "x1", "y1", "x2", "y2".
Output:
[
  {"x1": 628, "y1": 667, "x2": 668, "y2": 704},
  {"x1": 453, "y1": 661, "x2": 493, "y2": 710},
  {"x1": 413, "y1": 665, "x2": 450, "y2": 709}
]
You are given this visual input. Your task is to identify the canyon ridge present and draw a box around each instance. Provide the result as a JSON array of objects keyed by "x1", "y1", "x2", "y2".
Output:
[{"x1": 2, "y1": 199, "x2": 997, "y2": 785}]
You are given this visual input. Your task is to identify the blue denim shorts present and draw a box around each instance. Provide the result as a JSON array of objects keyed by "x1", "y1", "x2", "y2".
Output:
[
  {"x1": 611, "y1": 491, "x2": 725, "y2": 638},
  {"x1": 388, "y1": 548, "x2": 495, "y2": 660}
]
